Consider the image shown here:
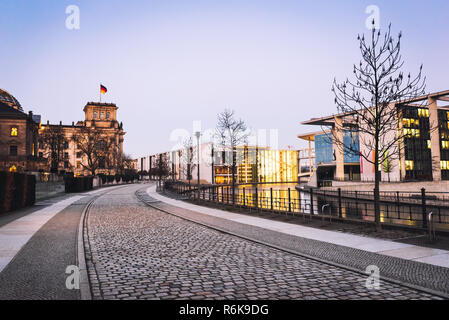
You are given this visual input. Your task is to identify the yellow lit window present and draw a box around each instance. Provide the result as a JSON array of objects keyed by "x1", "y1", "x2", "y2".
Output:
[
  {"x1": 442, "y1": 141, "x2": 449, "y2": 150},
  {"x1": 442, "y1": 161, "x2": 449, "y2": 170},
  {"x1": 9, "y1": 165, "x2": 17, "y2": 172},
  {"x1": 427, "y1": 140, "x2": 431, "y2": 149},
  {"x1": 418, "y1": 108, "x2": 429, "y2": 118},
  {"x1": 10, "y1": 127, "x2": 18, "y2": 136},
  {"x1": 405, "y1": 160, "x2": 414, "y2": 170},
  {"x1": 403, "y1": 128, "x2": 420, "y2": 138}
]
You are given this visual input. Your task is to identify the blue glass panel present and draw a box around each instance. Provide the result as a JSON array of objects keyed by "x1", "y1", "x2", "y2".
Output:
[
  {"x1": 315, "y1": 134, "x2": 333, "y2": 165},
  {"x1": 343, "y1": 131, "x2": 360, "y2": 163}
]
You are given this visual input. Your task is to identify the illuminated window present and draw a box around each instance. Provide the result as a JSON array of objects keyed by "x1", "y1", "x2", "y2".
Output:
[
  {"x1": 9, "y1": 165, "x2": 17, "y2": 172},
  {"x1": 442, "y1": 161, "x2": 449, "y2": 170},
  {"x1": 442, "y1": 141, "x2": 449, "y2": 150},
  {"x1": 405, "y1": 160, "x2": 414, "y2": 170},
  {"x1": 418, "y1": 108, "x2": 429, "y2": 118},
  {"x1": 427, "y1": 140, "x2": 431, "y2": 149},
  {"x1": 10, "y1": 127, "x2": 18, "y2": 136},
  {"x1": 403, "y1": 128, "x2": 420, "y2": 138}
]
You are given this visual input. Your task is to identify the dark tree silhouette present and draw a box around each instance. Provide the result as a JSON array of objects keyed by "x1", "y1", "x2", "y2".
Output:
[{"x1": 330, "y1": 21, "x2": 426, "y2": 231}]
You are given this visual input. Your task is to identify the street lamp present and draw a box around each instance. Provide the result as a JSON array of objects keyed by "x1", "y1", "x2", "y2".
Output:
[{"x1": 195, "y1": 131, "x2": 201, "y2": 200}]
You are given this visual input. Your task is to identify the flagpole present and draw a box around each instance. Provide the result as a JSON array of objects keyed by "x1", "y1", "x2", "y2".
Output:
[{"x1": 100, "y1": 84, "x2": 102, "y2": 103}]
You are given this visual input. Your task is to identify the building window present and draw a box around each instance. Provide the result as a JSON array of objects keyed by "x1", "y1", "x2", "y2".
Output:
[
  {"x1": 9, "y1": 145, "x2": 18, "y2": 156},
  {"x1": 99, "y1": 157, "x2": 106, "y2": 169},
  {"x1": 100, "y1": 112, "x2": 104, "y2": 119},
  {"x1": 10, "y1": 127, "x2": 18, "y2": 136},
  {"x1": 405, "y1": 160, "x2": 414, "y2": 170},
  {"x1": 442, "y1": 141, "x2": 449, "y2": 150},
  {"x1": 403, "y1": 128, "x2": 420, "y2": 138},
  {"x1": 106, "y1": 112, "x2": 110, "y2": 119},
  {"x1": 38, "y1": 140, "x2": 43, "y2": 149},
  {"x1": 417, "y1": 108, "x2": 429, "y2": 118},
  {"x1": 64, "y1": 152, "x2": 69, "y2": 159},
  {"x1": 9, "y1": 165, "x2": 17, "y2": 172},
  {"x1": 64, "y1": 161, "x2": 69, "y2": 169},
  {"x1": 39, "y1": 152, "x2": 43, "y2": 158},
  {"x1": 441, "y1": 161, "x2": 449, "y2": 170},
  {"x1": 76, "y1": 152, "x2": 82, "y2": 158},
  {"x1": 64, "y1": 141, "x2": 69, "y2": 149},
  {"x1": 427, "y1": 140, "x2": 431, "y2": 149},
  {"x1": 93, "y1": 111, "x2": 98, "y2": 119}
]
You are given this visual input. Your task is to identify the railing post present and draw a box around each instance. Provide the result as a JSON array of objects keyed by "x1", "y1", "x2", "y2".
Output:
[
  {"x1": 270, "y1": 188, "x2": 273, "y2": 211},
  {"x1": 221, "y1": 186, "x2": 224, "y2": 203},
  {"x1": 310, "y1": 188, "x2": 314, "y2": 215},
  {"x1": 338, "y1": 188, "x2": 342, "y2": 219},
  {"x1": 288, "y1": 188, "x2": 291, "y2": 213},
  {"x1": 421, "y1": 188, "x2": 427, "y2": 229},
  {"x1": 243, "y1": 187, "x2": 246, "y2": 206},
  {"x1": 255, "y1": 186, "x2": 258, "y2": 210},
  {"x1": 397, "y1": 191, "x2": 401, "y2": 219}
]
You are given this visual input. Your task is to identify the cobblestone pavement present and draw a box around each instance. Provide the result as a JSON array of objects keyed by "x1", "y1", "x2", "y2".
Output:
[{"x1": 84, "y1": 185, "x2": 442, "y2": 300}]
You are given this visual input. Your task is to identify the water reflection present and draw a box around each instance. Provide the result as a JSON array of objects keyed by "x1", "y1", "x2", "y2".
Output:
[{"x1": 209, "y1": 183, "x2": 449, "y2": 229}]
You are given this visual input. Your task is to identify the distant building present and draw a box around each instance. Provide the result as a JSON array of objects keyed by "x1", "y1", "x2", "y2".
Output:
[
  {"x1": 137, "y1": 144, "x2": 298, "y2": 185},
  {"x1": 0, "y1": 89, "x2": 41, "y2": 172},
  {"x1": 38, "y1": 102, "x2": 126, "y2": 176},
  {"x1": 298, "y1": 90, "x2": 449, "y2": 186}
]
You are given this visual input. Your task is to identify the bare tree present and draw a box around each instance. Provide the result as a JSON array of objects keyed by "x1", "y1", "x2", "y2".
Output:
[
  {"x1": 180, "y1": 136, "x2": 197, "y2": 185},
  {"x1": 331, "y1": 22, "x2": 426, "y2": 231},
  {"x1": 39, "y1": 125, "x2": 68, "y2": 173},
  {"x1": 119, "y1": 153, "x2": 134, "y2": 171},
  {"x1": 215, "y1": 109, "x2": 249, "y2": 204},
  {"x1": 155, "y1": 154, "x2": 171, "y2": 187},
  {"x1": 71, "y1": 127, "x2": 117, "y2": 176}
]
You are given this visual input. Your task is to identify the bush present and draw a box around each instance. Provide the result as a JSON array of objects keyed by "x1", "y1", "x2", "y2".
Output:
[
  {"x1": 107, "y1": 175, "x2": 115, "y2": 183},
  {"x1": 0, "y1": 172, "x2": 36, "y2": 214},
  {"x1": 64, "y1": 176, "x2": 94, "y2": 193}
]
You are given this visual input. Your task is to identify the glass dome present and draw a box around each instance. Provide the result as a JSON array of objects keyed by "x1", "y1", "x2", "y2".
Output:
[{"x1": 0, "y1": 88, "x2": 23, "y2": 112}]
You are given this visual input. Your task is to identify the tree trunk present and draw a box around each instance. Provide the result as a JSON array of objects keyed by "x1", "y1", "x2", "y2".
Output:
[{"x1": 374, "y1": 134, "x2": 382, "y2": 232}]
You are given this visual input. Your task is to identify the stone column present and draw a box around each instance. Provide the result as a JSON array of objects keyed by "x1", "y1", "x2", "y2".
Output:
[
  {"x1": 428, "y1": 97, "x2": 441, "y2": 181},
  {"x1": 333, "y1": 116, "x2": 345, "y2": 181}
]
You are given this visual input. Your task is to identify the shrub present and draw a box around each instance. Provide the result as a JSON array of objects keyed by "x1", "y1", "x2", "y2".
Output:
[{"x1": 0, "y1": 172, "x2": 36, "y2": 214}]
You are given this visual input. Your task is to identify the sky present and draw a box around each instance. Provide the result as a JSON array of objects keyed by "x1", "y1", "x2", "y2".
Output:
[{"x1": 0, "y1": 0, "x2": 448, "y2": 158}]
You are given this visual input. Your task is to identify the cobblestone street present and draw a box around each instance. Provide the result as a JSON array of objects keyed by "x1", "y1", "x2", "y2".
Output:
[{"x1": 84, "y1": 185, "x2": 442, "y2": 300}]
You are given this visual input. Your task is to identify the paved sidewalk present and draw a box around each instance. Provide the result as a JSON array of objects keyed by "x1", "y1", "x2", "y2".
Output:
[
  {"x1": 0, "y1": 186, "x2": 122, "y2": 273},
  {"x1": 147, "y1": 186, "x2": 449, "y2": 269}
]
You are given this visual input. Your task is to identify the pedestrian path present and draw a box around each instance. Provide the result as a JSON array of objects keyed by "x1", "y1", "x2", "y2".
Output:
[
  {"x1": 0, "y1": 196, "x2": 84, "y2": 272},
  {"x1": 147, "y1": 186, "x2": 449, "y2": 269}
]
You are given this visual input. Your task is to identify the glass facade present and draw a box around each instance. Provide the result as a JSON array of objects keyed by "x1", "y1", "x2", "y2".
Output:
[
  {"x1": 402, "y1": 106, "x2": 433, "y2": 180},
  {"x1": 315, "y1": 134, "x2": 333, "y2": 165},
  {"x1": 213, "y1": 146, "x2": 298, "y2": 184},
  {"x1": 439, "y1": 110, "x2": 449, "y2": 180}
]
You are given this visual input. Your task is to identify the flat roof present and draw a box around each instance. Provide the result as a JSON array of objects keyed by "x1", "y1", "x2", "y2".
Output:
[{"x1": 301, "y1": 89, "x2": 449, "y2": 126}]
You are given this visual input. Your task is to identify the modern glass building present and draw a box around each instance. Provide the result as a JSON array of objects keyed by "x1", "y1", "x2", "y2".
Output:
[{"x1": 299, "y1": 90, "x2": 449, "y2": 184}]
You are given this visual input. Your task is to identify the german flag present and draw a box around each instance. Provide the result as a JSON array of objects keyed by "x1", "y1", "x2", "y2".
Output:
[{"x1": 100, "y1": 84, "x2": 107, "y2": 94}]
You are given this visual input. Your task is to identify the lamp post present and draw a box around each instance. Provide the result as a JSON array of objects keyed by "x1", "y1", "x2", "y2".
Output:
[{"x1": 195, "y1": 131, "x2": 201, "y2": 200}]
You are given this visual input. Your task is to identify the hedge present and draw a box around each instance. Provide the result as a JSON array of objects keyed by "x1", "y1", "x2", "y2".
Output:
[
  {"x1": 0, "y1": 172, "x2": 36, "y2": 214},
  {"x1": 64, "y1": 176, "x2": 94, "y2": 193}
]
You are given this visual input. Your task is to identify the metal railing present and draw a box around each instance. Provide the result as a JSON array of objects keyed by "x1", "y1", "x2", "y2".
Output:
[{"x1": 164, "y1": 181, "x2": 449, "y2": 231}]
